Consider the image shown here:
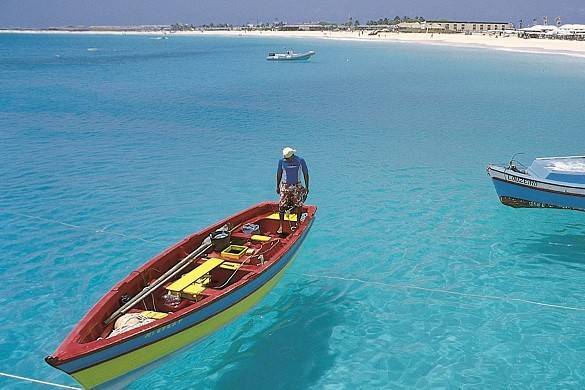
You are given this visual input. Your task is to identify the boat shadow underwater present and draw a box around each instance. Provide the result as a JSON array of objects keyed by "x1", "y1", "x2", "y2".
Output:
[
  {"x1": 129, "y1": 281, "x2": 347, "y2": 389},
  {"x1": 211, "y1": 284, "x2": 344, "y2": 389},
  {"x1": 512, "y1": 228, "x2": 585, "y2": 271}
]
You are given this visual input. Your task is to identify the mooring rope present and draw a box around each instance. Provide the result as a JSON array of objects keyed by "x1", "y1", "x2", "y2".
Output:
[
  {"x1": 5, "y1": 205, "x2": 585, "y2": 312},
  {"x1": 5, "y1": 208, "x2": 585, "y2": 313},
  {"x1": 0, "y1": 372, "x2": 80, "y2": 389},
  {"x1": 0, "y1": 210, "x2": 162, "y2": 245},
  {"x1": 1, "y1": 208, "x2": 584, "y2": 390},
  {"x1": 299, "y1": 273, "x2": 585, "y2": 312}
]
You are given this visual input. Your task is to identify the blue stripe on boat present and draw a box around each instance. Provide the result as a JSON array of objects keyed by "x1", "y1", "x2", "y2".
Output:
[{"x1": 492, "y1": 178, "x2": 585, "y2": 210}]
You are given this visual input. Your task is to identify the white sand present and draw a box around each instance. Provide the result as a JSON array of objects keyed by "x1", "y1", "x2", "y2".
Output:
[
  {"x1": 3, "y1": 29, "x2": 585, "y2": 58},
  {"x1": 200, "y1": 30, "x2": 585, "y2": 59}
]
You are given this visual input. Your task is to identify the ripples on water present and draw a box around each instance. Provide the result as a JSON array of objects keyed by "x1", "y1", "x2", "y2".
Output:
[{"x1": 1, "y1": 33, "x2": 585, "y2": 388}]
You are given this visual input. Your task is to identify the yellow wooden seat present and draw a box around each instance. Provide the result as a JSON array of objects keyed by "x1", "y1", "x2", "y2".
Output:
[
  {"x1": 140, "y1": 311, "x2": 168, "y2": 320},
  {"x1": 251, "y1": 234, "x2": 271, "y2": 242},
  {"x1": 165, "y1": 258, "x2": 223, "y2": 294},
  {"x1": 220, "y1": 261, "x2": 240, "y2": 270},
  {"x1": 266, "y1": 213, "x2": 297, "y2": 222},
  {"x1": 182, "y1": 283, "x2": 206, "y2": 296}
]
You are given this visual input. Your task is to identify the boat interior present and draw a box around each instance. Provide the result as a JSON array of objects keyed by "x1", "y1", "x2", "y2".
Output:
[{"x1": 75, "y1": 205, "x2": 312, "y2": 344}]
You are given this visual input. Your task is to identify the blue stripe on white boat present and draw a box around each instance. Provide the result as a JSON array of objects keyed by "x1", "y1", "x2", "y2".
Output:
[
  {"x1": 491, "y1": 178, "x2": 585, "y2": 210},
  {"x1": 487, "y1": 158, "x2": 585, "y2": 211},
  {"x1": 58, "y1": 221, "x2": 312, "y2": 373}
]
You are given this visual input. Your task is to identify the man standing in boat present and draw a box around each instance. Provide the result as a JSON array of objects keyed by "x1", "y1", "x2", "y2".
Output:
[{"x1": 276, "y1": 147, "x2": 309, "y2": 234}]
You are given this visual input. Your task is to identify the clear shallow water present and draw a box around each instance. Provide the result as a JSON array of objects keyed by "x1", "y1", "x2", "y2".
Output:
[{"x1": 1, "y1": 33, "x2": 585, "y2": 389}]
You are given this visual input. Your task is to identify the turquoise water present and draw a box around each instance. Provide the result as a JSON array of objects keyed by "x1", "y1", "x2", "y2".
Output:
[{"x1": 2, "y1": 33, "x2": 585, "y2": 388}]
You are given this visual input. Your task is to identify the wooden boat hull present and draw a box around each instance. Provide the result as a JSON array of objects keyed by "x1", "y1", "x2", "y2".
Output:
[
  {"x1": 72, "y1": 248, "x2": 301, "y2": 388},
  {"x1": 487, "y1": 164, "x2": 585, "y2": 211},
  {"x1": 46, "y1": 202, "x2": 316, "y2": 389}
]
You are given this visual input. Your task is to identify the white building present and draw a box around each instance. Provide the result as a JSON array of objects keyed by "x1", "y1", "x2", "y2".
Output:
[
  {"x1": 520, "y1": 24, "x2": 585, "y2": 39},
  {"x1": 434, "y1": 20, "x2": 512, "y2": 32},
  {"x1": 398, "y1": 20, "x2": 513, "y2": 33},
  {"x1": 559, "y1": 24, "x2": 585, "y2": 34}
]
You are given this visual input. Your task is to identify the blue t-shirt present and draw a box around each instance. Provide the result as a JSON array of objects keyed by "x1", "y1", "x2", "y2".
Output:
[{"x1": 278, "y1": 156, "x2": 307, "y2": 185}]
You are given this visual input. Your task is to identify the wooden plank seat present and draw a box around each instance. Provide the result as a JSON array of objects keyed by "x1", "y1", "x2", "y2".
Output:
[
  {"x1": 165, "y1": 257, "x2": 223, "y2": 295},
  {"x1": 231, "y1": 231, "x2": 269, "y2": 239},
  {"x1": 251, "y1": 234, "x2": 271, "y2": 242},
  {"x1": 140, "y1": 311, "x2": 168, "y2": 320},
  {"x1": 220, "y1": 261, "x2": 241, "y2": 270},
  {"x1": 182, "y1": 283, "x2": 206, "y2": 296},
  {"x1": 266, "y1": 213, "x2": 297, "y2": 222}
]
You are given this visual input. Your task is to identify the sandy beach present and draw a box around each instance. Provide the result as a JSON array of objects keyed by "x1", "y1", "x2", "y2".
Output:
[
  {"x1": 201, "y1": 30, "x2": 585, "y2": 58},
  {"x1": 3, "y1": 28, "x2": 585, "y2": 58}
]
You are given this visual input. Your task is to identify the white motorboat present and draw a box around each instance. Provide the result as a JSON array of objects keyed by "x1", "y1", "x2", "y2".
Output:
[{"x1": 266, "y1": 50, "x2": 315, "y2": 61}]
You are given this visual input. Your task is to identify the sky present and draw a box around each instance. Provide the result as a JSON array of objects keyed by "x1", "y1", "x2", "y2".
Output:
[{"x1": 1, "y1": 0, "x2": 584, "y2": 28}]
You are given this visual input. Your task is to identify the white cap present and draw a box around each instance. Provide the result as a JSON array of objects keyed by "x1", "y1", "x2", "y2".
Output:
[{"x1": 282, "y1": 147, "x2": 296, "y2": 159}]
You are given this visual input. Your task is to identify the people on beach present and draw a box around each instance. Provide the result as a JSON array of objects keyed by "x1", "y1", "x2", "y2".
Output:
[{"x1": 276, "y1": 147, "x2": 309, "y2": 234}]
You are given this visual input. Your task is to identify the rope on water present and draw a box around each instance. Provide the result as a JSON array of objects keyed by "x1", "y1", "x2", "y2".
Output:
[
  {"x1": 0, "y1": 210, "x2": 162, "y2": 245},
  {"x1": 0, "y1": 372, "x2": 80, "y2": 389},
  {"x1": 299, "y1": 273, "x2": 585, "y2": 313},
  {"x1": 5, "y1": 209, "x2": 585, "y2": 313}
]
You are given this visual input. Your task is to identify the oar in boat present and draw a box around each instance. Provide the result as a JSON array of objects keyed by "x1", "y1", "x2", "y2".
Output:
[
  {"x1": 104, "y1": 238, "x2": 212, "y2": 325},
  {"x1": 104, "y1": 223, "x2": 242, "y2": 325}
]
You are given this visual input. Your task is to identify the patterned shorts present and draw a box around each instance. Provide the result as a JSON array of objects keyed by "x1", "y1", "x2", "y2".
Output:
[{"x1": 279, "y1": 183, "x2": 307, "y2": 212}]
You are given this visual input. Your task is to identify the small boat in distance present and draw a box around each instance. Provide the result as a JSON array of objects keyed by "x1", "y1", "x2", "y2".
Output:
[
  {"x1": 266, "y1": 50, "x2": 316, "y2": 61},
  {"x1": 46, "y1": 202, "x2": 317, "y2": 388},
  {"x1": 487, "y1": 155, "x2": 585, "y2": 211}
]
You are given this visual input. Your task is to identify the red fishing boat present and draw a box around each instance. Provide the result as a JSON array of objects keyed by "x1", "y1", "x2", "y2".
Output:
[{"x1": 45, "y1": 201, "x2": 317, "y2": 389}]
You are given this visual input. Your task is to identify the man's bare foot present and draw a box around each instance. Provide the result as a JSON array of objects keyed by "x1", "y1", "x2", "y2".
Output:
[{"x1": 277, "y1": 226, "x2": 283, "y2": 234}]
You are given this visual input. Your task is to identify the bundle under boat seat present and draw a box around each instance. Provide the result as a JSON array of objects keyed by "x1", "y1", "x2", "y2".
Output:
[{"x1": 165, "y1": 257, "x2": 224, "y2": 295}]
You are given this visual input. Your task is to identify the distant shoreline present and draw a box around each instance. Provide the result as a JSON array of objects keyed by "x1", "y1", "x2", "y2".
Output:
[{"x1": 2, "y1": 29, "x2": 585, "y2": 59}]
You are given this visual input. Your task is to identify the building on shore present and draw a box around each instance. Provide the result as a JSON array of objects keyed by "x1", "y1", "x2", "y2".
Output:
[
  {"x1": 519, "y1": 24, "x2": 585, "y2": 40},
  {"x1": 518, "y1": 25, "x2": 559, "y2": 38},
  {"x1": 275, "y1": 24, "x2": 337, "y2": 31},
  {"x1": 397, "y1": 20, "x2": 513, "y2": 33}
]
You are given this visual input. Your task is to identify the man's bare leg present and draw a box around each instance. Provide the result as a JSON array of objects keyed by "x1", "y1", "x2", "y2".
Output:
[
  {"x1": 293, "y1": 206, "x2": 301, "y2": 230},
  {"x1": 277, "y1": 211, "x2": 284, "y2": 234}
]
